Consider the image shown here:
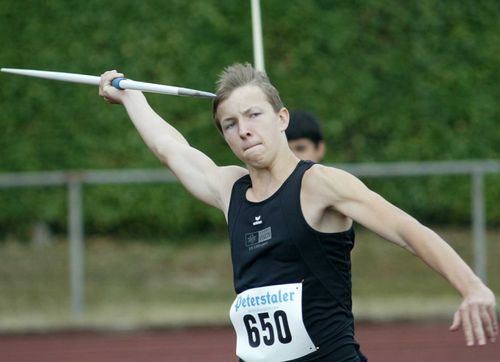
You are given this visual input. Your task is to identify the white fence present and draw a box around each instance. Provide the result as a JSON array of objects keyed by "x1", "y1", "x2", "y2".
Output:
[{"x1": 1, "y1": 159, "x2": 499, "y2": 318}]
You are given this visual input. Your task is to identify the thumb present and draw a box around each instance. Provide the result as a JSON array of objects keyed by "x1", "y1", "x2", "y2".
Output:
[{"x1": 449, "y1": 310, "x2": 461, "y2": 332}]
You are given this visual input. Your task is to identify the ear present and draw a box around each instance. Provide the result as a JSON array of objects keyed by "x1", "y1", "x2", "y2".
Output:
[
  {"x1": 278, "y1": 107, "x2": 290, "y2": 132},
  {"x1": 317, "y1": 141, "x2": 326, "y2": 160}
]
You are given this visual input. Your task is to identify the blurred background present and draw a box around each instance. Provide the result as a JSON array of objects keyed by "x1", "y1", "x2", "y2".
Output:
[{"x1": 0, "y1": 0, "x2": 499, "y2": 345}]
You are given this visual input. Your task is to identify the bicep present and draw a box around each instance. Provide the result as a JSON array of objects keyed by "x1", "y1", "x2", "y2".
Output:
[{"x1": 329, "y1": 172, "x2": 416, "y2": 248}]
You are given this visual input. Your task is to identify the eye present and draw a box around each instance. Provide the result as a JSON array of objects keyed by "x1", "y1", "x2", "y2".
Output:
[
  {"x1": 250, "y1": 112, "x2": 260, "y2": 119},
  {"x1": 223, "y1": 120, "x2": 236, "y2": 130}
]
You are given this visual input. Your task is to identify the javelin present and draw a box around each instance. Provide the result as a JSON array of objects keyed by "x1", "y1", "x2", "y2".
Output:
[{"x1": 1, "y1": 68, "x2": 216, "y2": 99}]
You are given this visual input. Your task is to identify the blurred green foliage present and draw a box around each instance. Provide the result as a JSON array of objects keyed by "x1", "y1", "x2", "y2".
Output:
[{"x1": 0, "y1": 0, "x2": 499, "y2": 239}]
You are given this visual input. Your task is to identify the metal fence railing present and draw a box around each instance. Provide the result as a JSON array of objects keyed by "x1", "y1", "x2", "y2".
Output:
[{"x1": 1, "y1": 159, "x2": 499, "y2": 318}]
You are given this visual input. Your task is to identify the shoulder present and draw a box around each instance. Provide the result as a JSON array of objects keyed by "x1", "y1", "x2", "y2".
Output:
[
  {"x1": 219, "y1": 165, "x2": 249, "y2": 178},
  {"x1": 217, "y1": 165, "x2": 248, "y2": 191},
  {"x1": 217, "y1": 165, "x2": 249, "y2": 211},
  {"x1": 302, "y1": 164, "x2": 366, "y2": 202}
]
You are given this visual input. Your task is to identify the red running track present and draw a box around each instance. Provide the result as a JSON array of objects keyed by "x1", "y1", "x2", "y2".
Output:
[{"x1": 0, "y1": 323, "x2": 498, "y2": 362}]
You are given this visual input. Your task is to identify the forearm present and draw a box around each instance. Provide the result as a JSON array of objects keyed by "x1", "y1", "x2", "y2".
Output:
[
  {"x1": 403, "y1": 220, "x2": 483, "y2": 297},
  {"x1": 121, "y1": 91, "x2": 189, "y2": 158}
]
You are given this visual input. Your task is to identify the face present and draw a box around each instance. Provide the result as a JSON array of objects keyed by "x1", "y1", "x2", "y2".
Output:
[
  {"x1": 288, "y1": 138, "x2": 325, "y2": 162},
  {"x1": 216, "y1": 85, "x2": 288, "y2": 167}
]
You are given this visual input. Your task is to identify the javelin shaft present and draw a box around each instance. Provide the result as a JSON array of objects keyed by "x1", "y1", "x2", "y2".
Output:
[
  {"x1": 0, "y1": 68, "x2": 215, "y2": 98},
  {"x1": 2, "y1": 68, "x2": 100, "y2": 85}
]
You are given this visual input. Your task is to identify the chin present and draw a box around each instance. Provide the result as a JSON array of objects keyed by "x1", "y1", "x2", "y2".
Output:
[
  {"x1": 244, "y1": 155, "x2": 270, "y2": 169},
  {"x1": 243, "y1": 148, "x2": 263, "y2": 162}
]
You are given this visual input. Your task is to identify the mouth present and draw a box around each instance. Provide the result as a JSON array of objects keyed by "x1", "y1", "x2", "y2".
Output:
[{"x1": 243, "y1": 143, "x2": 262, "y2": 152}]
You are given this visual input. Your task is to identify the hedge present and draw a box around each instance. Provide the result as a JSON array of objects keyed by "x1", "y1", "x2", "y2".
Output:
[{"x1": 1, "y1": 0, "x2": 499, "y2": 239}]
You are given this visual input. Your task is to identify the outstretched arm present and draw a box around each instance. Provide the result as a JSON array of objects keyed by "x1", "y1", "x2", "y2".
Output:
[
  {"x1": 99, "y1": 70, "x2": 247, "y2": 213},
  {"x1": 312, "y1": 165, "x2": 498, "y2": 346}
]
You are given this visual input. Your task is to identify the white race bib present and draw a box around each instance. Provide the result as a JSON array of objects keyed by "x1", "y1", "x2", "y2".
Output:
[{"x1": 229, "y1": 283, "x2": 316, "y2": 362}]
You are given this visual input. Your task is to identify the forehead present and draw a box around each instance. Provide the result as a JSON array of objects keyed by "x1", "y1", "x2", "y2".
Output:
[{"x1": 217, "y1": 85, "x2": 272, "y2": 118}]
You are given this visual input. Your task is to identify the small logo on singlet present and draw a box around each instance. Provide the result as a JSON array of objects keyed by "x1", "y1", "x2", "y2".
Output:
[
  {"x1": 245, "y1": 226, "x2": 272, "y2": 251},
  {"x1": 252, "y1": 215, "x2": 262, "y2": 226}
]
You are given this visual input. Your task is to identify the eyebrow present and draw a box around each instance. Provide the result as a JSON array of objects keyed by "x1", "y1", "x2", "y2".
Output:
[
  {"x1": 221, "y1": 106, "x2": 262, "y2": 124},
  {"x1": 243, "y1": 106, "x2": 262, "y2": 115}
]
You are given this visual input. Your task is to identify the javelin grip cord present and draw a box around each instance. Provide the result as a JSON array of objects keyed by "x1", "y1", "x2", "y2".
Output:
[{"x1": 111, "y1": 77, "x2": 127, "y2": 90}]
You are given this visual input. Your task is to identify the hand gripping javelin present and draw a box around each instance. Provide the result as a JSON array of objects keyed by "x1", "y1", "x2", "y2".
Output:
[{"x1": 1, "y1": 68, "x2": 216, "y2": 99}]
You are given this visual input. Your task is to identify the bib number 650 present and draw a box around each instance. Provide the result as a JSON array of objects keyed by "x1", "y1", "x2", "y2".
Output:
[{"x1": 243, "y1": 310, "x2": 292, "y2": 347}]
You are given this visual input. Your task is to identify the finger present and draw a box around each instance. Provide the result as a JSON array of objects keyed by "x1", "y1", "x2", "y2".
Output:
[
  {"x1": 460, "y1": 307, "x2": 475, "y2": 346},
  {"x1": 105, "y1": 70, "x2": 124, "y2": 82},
  {"x1": 450, "y1": 311, "x2": 461, "y2": 331},
  {"x1": 103, "y1": 69, "x2": 117, "y2": 78},
  {"x1": 99, "y1": 73, "x2": 108, "y2": 91},
  {"x1": 487, "y1": 305, "x2": 498, "y2": 339},
  {"x1": 99, "y1": 71, "x2": 125, "y2": 101},
  {"x1": 470, "y1": 304, "x2": 486, "y2": 345},
  {"x1": 100, "y1": 70, "x2": 122, "y2": 88},
  {"x1": 480, "y1": 306, "x2": 496, "y2": 343},
  {"x1": 104, "y1": 96, "x2": 119, "y2": 105},
  {"x1": 100, "y1": 71, "x2": 113, "y2": 88}
]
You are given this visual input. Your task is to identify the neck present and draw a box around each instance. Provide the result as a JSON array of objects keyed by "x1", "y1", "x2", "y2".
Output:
[{"x1": 246, "y1": 151, "x2": 300, "y2": 202}]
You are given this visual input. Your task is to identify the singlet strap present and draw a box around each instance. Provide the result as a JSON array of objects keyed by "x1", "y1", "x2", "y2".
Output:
[{"x1": 228, "y1": 174, "x2": 251, "y2": 241}]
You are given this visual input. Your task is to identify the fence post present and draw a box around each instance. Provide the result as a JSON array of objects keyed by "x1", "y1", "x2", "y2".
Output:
[
  {"x1": 68, "y1": 174, "x2": 84, "y2": 318},
  {"x1": 471, "y1": 171, "x2": 487, "y2": 283}
]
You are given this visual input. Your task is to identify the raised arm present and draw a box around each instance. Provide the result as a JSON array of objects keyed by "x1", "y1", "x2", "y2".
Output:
[
  {"x1": 99, "y1": 70, "x2": 247, "y2": 213},
  {"x1": 310, "y1": 165, "x2": 497, "y2": 346}
]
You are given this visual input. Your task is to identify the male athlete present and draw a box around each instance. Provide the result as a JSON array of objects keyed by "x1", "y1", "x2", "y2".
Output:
[{"x1": 99, "y1": 64, "x2": 497, "y2": 361}]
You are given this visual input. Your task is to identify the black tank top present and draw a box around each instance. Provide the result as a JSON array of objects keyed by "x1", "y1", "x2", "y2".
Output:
[{"x1": 228, "y1": 160, "x2": 367, "y2": 361}]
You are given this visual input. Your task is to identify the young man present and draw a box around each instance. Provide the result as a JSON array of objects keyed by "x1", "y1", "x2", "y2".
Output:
[
  {"x1": 286, "y1": 111, "x2": 325, "y2": 163},
  {"x1": 99, "y1": 64, "x2": 497, "y2": 362}
]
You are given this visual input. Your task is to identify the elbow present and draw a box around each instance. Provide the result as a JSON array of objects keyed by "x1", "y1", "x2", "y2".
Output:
[
  {"x1": 394, "y1": 216, "x2": 423, "y2": 252},
  {"x1": 398, "y1": 217, "x2": 437, "y2": 254},
  {"x1": 401, "y1": 243, "x2": 416, "y2": 254}
]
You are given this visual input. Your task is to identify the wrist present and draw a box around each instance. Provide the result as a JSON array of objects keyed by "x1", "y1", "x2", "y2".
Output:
[
  {"x1": 460, "y1": 276, "x2": 485, "y2": 297},
  {"x1": 122, "y1": 89, "x2": 146, "y2": 106}
]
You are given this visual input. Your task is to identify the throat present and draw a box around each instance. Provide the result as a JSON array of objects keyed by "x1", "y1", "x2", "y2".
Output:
[
  {"x1": 246, "y1": 160, "x2": 301, "y2": 202},
  {"x1": 246, "y1": 184, "x2": 280, "y2": 203}
]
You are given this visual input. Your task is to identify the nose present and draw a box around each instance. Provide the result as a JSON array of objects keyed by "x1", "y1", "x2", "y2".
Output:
[{"x1": 238, "y1": 120, "x2": 252, "y2": 139}]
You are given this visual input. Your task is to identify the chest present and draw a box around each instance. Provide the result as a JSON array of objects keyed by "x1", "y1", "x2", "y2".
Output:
[
  {"x1": 230, "y1": 200, "x2": 299, "y2": 261},
  {"x1": 229, "y1": 196, "x2": 311, "y2": 292}
]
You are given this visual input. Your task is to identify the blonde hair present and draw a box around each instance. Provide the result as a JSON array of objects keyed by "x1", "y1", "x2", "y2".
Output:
[{"x1": 212, "y1": 63, "x2": 283, "y2": 132}]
